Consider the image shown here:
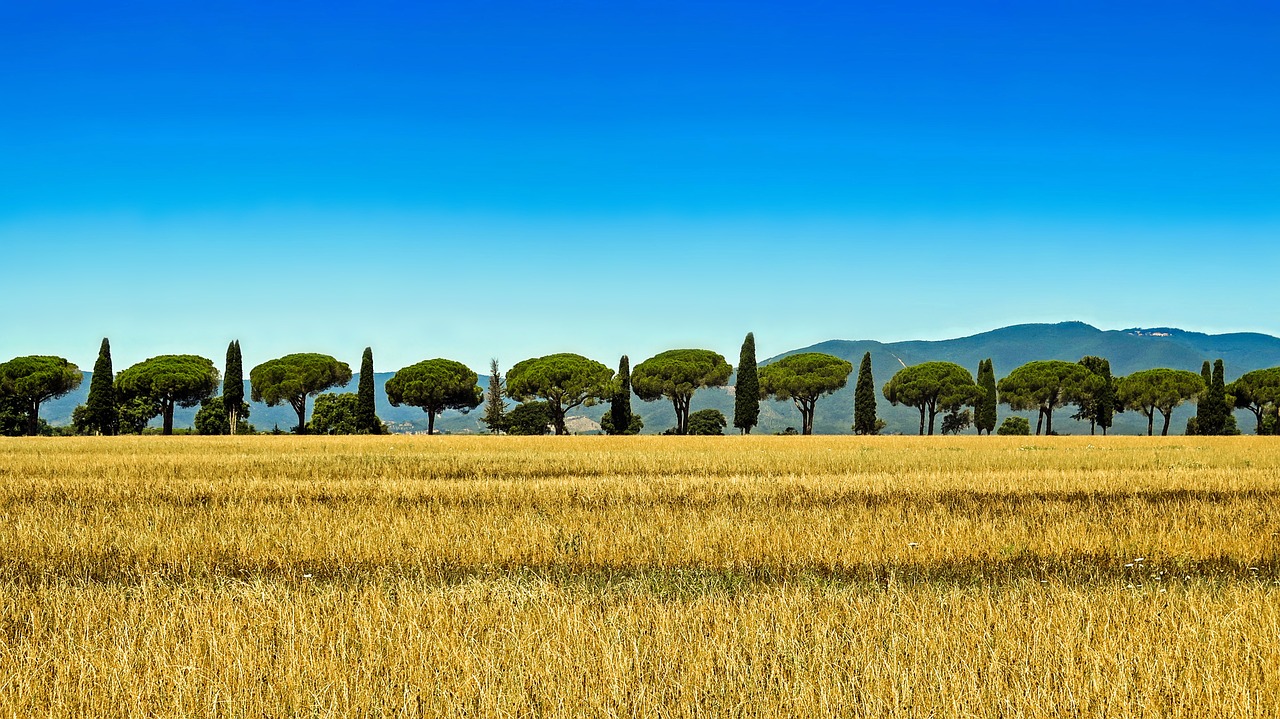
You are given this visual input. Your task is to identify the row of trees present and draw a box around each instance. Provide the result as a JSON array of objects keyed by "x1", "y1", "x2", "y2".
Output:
[
  {"x1": 5, "y1": 334, "x2": 1280, "y2": 436},
  {"x1": 883, "y1": 356, "x2": 1265, "y2": 437}
]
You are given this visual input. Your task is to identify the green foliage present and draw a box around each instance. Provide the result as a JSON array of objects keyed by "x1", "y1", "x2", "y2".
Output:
[
  {"x1": 115, "y1": 355, "x2": 219, "y2": 436},
  {"x1": 941, "y1": 409, "x2": 973, "y2": 435},
  {"x1": 506, "y1": 354, "x2": 613, "y2": 435},
  {"x1": 250, "y1": 353, "x2": 352, "y2": 434},
  {"x1": 632, "y1": 349, "x2": 732, "y2": 435},
  {"x1": 0, "y1": 355, "x2": 83, "y2": 436},
  {"x1": 1071, "y1": 356, "x2": 1118, "y2": 435},
  {"x1": 116, "y1": 396, "x2": 162, "y2": 434},
  {"x1": 356, "y1": 347, "x2": 381, "y2": 434},
  {"x1": 605, "y1": 355, "x2": 635, "y2": 436},
  {"x1": 307, "y1": 393, "x2": 361, "y2": 435},
  {"x1": 0, "y1": 394, "x2": 28, "y2": 436},
  {"x1": 733, "y1": 333, "x2": 759, "y2": 434},
  {"x1": 84, "y1": 338, "x2": 117, "y2": 435},
  {"x1": 1192, "y1": 359, "x2": 1233, "y2": 436},
  {"x1": 1117, "y1": 368, "x2": 1205, "y2": 436},
  {"x1": 974, "y1": 359, "x2": 998, "y2": 435},
  {"x1": 385, "y1": 358, "x2": 483, "y2": 435},
  {"x1": 194, "y1": 395, "x2": 253, "y2": 435},
  {"x1": 996, "y1": 416, "x2": 1032, "y2": 435},
  {"x1": 759, "y1": 352, "x2": 853, "y2": 435},
  {"x1": 883, "y1": 362, "x2": 979, "y2": 436},
  {"x1": 852, "y1": 352, "x2": 878, "y2": 435},
  {"x1": 997, "y1": 360, "x2": 1098, "y2": 436},
  {"x1": 223, "y1": 341, "x2": 244, "y2": 434},
  {"x1": 599, "y1": 411, "x2": 643, "y2": 435},
  {"x1": 687, "y1": 409, "x2": 727, "y2": 435},
  {"x1": 505, "y1": 401, "x2": 551, "y2": 435},
  {"x1": 481, "y1": 359, "x2": 507, "y2": 434},
  {"x1": 1227, "y1": 366, "x2": 1280, "y2": 434}
]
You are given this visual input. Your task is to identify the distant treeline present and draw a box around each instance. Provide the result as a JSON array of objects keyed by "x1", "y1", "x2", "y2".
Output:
[{"x1": 3, "y1": 334, "x2": 1279, "y2": 437}]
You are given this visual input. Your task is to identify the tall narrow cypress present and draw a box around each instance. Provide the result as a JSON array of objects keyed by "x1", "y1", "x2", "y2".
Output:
[
  {"x1": 607, "y1": 355, "x2": 633, "y2": 434},
  {"x1": 356, "y1": 347, "x2": 380, "y2": 434},
  {"x1": 1094, "y1": 358, "x2": 1116, "y2": 435},
  {"x1": 975, "y1": 359, "x2": 998, "y2": 435},
  {"x1": 481, "y1": 359, "x2": 506, "y2": 433},
  {"x1": 224, "y1": 340, "x2": 243, "y2": 435},
  {"x1": 1196, "y1": 358, "x2": 1230, "y2": 435},
  {"x1": 852, "y1": 352, "x2": 877, "y2": 435},
  {"x1": 85, "y1": 337, "x2": 117, "y2": 435},
  {"x1": 733, "y1": 332, "x2": 759, "y2": 434}
]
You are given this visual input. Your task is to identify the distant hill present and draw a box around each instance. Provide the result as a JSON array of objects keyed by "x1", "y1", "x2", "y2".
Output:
[{"x1": 37, "y1": 322, "x2": 1280, "y2": 435}]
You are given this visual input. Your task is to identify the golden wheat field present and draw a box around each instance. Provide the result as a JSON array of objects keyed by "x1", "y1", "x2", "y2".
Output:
[{"x1": 1, "y1": 435, "x2": 1278, "y2": 718}]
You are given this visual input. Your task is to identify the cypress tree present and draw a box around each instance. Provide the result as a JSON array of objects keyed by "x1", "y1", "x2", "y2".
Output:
[
  {"x1": 607, "y1": 355, "x2": 633, "y2": 435},
  {"x1": 975, "y1": 359, "x2": 998, "y2": 435},
  {"x1": 356, "y1": 347, "x2": 380, "y2": 434},
  {"x1": 1197, "y1": 359, "x2": 1230, "y2": 435},
  {"x1": 733, "y1": 332, "x2": 759, "y2": 434},
  {"x1": 1094, "y1": 358, "x2": 1117, "y2": 436},
  {"x1": 224, "y1": 340, "x2": 244, "y2": 435},
  {"x1": 852, "y1": 352, "x2": 877, "y2": 434},
  {"x1": 84, "y1": 337, "x2": 117, "y2": 435},
  {"x1": 481, "y1": 358, "x2": 506, "y2": 433}
]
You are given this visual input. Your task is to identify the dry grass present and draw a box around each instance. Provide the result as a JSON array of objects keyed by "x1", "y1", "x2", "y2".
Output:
[{"x1": 1, "y1": 436, "x2": 1278, "y2": 717}]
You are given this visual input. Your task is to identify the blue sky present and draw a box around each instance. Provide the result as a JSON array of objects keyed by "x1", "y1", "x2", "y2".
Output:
[{"x1": 2, "y1": 1, "x2": 1277, "y2": 373}]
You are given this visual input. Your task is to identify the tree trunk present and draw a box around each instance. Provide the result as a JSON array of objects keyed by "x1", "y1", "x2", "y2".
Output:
[
  {"x1": 927, "y1": 407, "x2": 937, "y2": 435},
  {"x1": 799, "y1": 398, "x2": 815, "y2": 435},
  {"x1": 1253, "y1": 408, "x2": 1265, "y2": 435},
  {"x1": 427, "y1": 411, "x2": 436, "y2": 435},
  {"x1": 918, "y1": 407, "x2": 926, "y2": 436},
  {"x1": 1161, "y1": 409, "x2": 1172, "y2": 436},
  {"x1": 673, "y1": 395, "x2": 690, "y2": 435},
  {"x1": 162, "y1": 400, "x2": 175, "y2": 435},
  {"x1": 293, "y1": 397, "x2": 307, "y2": 434},
  {"x1": 1036, "y1": 410, "x2": 1044, "y2": 436},
  {"x1": 26, "y1": 400, "x2": 39, "y2": 436},
  {"x1": 1045, "y1": 407, "x2": 1054, "y2": 435},
  {"x1": 1090, "y1": 419, "x2": 1096, "y2": 436},
  {"x1": 1147, "y1": 411, "x2": 1154, "y2": 436}
]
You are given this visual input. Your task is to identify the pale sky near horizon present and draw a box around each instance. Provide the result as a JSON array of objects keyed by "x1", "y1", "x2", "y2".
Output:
[{"x1": 3, "y1": 1, "x2": 1277, "y2": 373}]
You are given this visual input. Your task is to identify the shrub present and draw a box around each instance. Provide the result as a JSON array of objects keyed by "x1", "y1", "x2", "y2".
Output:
[{"x1": 997, "y1": 416, "x2": 1032, "y2": 436}]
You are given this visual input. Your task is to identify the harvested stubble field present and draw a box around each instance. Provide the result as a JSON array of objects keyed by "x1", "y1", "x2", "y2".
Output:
[{"x1": 1, "y1": 436, "x2": 1279, "y2": 718}]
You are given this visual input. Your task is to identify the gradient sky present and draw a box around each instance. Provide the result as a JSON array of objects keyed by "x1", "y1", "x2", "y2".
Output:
[{"x1": 2, "y1": 1, "x2": 1278, "y2": 373}]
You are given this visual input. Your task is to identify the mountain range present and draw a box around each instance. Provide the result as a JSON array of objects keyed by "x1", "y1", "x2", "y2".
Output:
[{"x1": 37, "y1": 322, "x2": 1280, "y2": 435}]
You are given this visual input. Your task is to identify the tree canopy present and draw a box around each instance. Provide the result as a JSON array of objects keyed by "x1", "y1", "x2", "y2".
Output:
[
  {"x1": 385, "y1": 358, "x2": 483, "y2": 435},
  {"x1": 356, "y1": 347, "x2": 381, "y2": 434},
  {"x1": 632, "y1": 349, "x2": 732, "y2": 435},
  {"x1": 1071, "y1": 356, "x2": 1118, "y2": 435},
  {"x1": 1227, "y1": 367, "x2": 1280, "y2": 434},
  {"x1": 250, "y1": 353, "x2": 352, "y2": 433},
  {"x1": 759, "y1": 352, "x2": 853, "y2": 435},
  {"x1": 883, "y1": 361, "x2": 978, "y2": 435},
  {"x1": 996, "y1": 360, "x2": 1099, "y2": 435},
  {"x1": 505, "y1": 401, "x2": 551, "y2": 435},
  {"x1": 1117, "y1": 368, "x2": 1205, "y2": 436},
  {"x1": 194, "y1": 395, "x2": 252, "y2": 435},
  {"x1": 505, "y1": 353, "x2": 613, "y2": 435},
  {"x1": 0, "y1": 355, "x2": 82, "y2": 436},
  {"x1": 115, "y1": 355, "x2": 218, "y2": 435},
  {"x1": 687, "y1": 408, "x2": 727, "y2": 435},
  {"x1": 308, "y1": 393, "x2": 361, "y2": 435}
]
